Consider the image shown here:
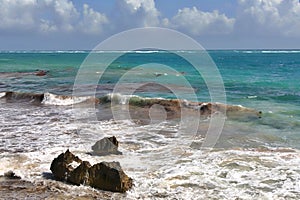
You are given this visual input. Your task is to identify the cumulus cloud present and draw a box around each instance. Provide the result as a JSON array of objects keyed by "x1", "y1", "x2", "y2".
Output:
[
  {"x1": 113, "y1": 0, "x2": 235, "y2": 36},
  {"x1": 0, "y1": 0, "x2": 108, "y2": 35},
  {"x1": 0, "y1": 0, "x2": 237, "y2": 38},
  {"x1": 0, "y1": 0, "x2": 37, "y2": 32},
  {"x1": 3, "y1": 0, "x2": 300, "y2": 49},
  {"x1": 114, "y1": 0, "x2": 160, "y2": 29},
  {"x1": 51, "y1": 0, "x2": 79, "y2": 32},
  {"x1": 79, "y1": 4, "x2": 108, "y2": 35},
  {"x1": 168, "y1": 7, "x2": 235, "y2": 36},
  {"x1": 236, "y1": 0, "x2": 300, "y2": 37}
]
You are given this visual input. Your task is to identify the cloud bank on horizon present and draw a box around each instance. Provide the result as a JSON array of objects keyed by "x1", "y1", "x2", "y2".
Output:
[{"x1": 0, "y1": 0, "x2": 300, "y2": 50}]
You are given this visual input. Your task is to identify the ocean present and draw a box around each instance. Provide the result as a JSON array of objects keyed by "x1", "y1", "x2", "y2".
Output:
[{"x1": 0, "y1": 50, "x2": 300, "y2": 199}]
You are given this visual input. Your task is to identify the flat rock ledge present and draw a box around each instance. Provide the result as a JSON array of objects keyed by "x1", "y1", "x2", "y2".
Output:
[{"x1": 50, "y1": 150, "x2": 133, "y2": 193}]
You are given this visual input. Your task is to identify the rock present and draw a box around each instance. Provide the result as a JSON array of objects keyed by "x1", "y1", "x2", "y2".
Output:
[
  {"x1": 2, "y1": 171, "x2": 21, "y2": 180},
  {"x1": 91, "y1": 136, "x2": 122, "y2": 156},
  {"x1": 50, "y1": 150, "x2": 133, "y2": 193},
  {"x1": 35, "y1": 70, "x2": 47, "y2": 76},
  {"x1": 50, "y1": 149, "x2": 82, "y2": 181},
  {"x1": 88, "y1": 161, "x2": 133, "y2": 193},
  {"x1": 68, "y1": 161, "x2": 91, "y2": 185},
  {"x1": 108, "y1": 136, "x2": 119, "y2": 147}
]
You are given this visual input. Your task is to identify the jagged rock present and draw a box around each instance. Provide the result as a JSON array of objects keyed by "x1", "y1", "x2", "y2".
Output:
[
  {"x1": 50, "y1": 149, "x2": 82, "y2": 181},
  {"x1": 108, "y1": 136, "x2": 119, "y2": 147},
  {"x1": 50, "y1": 150, "x2": 133, "y2": 193},
  {"x1": 91, "y1": 136, "x2": 122, "y2": 156},
  {"x1": 68, "y1": 161, "x2": 91, "y2": 185},
  {"x1": 88, "y1": 161, "x2": 133, "y2": 193}
]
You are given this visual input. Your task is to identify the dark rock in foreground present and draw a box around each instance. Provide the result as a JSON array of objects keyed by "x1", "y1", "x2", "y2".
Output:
[
  {"x1": 68, "y1": 161, "x2": 91, "y2": 185},
  {"x1": 88, "y1": 162, "x2": 133, "y2": 193},
  {"x1": 91, "y1": 136, "x2": 122, "y2": 156},
  {"x1": 3, "y1": 171, "x2": 21, "y2": 180},
  {"x1": 50, "y1": 149, "x2": 82, "y2": 181},
  {"x1": 50, "y1": 150, "x2": 132, "y2": 193}
]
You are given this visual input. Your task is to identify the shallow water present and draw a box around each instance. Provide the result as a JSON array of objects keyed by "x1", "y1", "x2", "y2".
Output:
[{"x1": 0, "y1": 99, "x2": 299, "y2": 199}]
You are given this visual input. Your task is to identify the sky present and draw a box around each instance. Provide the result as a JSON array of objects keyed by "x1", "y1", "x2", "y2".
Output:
[{"x1": 0, "y1": 0, "x2": 300, "y2": 50}]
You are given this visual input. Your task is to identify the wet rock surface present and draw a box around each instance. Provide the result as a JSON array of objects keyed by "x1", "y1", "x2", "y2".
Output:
[
  {"x1": 50, "y1": 150, "x2": 133, "y2": 193},
  {"x1": 50, "y1": 149, "x2": 82, "y2": 181},
  {"x1": 88, "y1": 161, "x2": 133, "y2": 193},
  {"x1": 91, "y1": 136, "x2": 122, "y2": 156}
]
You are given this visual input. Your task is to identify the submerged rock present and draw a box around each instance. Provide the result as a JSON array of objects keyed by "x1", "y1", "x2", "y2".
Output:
[
  {"x1": 50, "y1": 150, "x2": 132, "y2": 193},
  {"x1": 35, "y1": 70, "x2": 48, "y2": 76},
  {"x1": 91, "y1": 136, "x2": 122, "y2": 156}
]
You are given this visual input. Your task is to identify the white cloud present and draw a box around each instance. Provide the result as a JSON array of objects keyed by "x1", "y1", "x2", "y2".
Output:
[
  {"x1": 237, "y1": 0, "x2": 300, "y2": 37},
  {"x1": 0, "y1": 0, "x2": 108, "y2": 35},
  {"x1": 39, "y1": 19, "x2": 57, "y2": 33},
  {"x1": 0, "y1": 0, "x2": 236, "y2": 38},
  {"x1": 4, "y1": 0, "x2": 300, "y2": 47},
  {"x1": 112, "y1": 0, "x2": 235, "y2": 37},
  {"x1": 115, "y1": 0, "x2": 160, "y2": 28},
  {"x1": 52, "y1": 0, "x2": 79, "y2": 32},
  {"x1": 168, "y1": 7, "x2": 235, "y2": 36},
  {"x1": 79, "y1": 4, "x2": 108, "y2": 35},
  {"x1": 0, "y1": 0, "x2": 37, "y2": 31}
]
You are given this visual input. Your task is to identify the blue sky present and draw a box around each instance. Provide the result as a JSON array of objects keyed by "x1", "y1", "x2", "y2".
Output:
[{"x1": 0, "y1": 0, "x2": 300, "y2": 50}]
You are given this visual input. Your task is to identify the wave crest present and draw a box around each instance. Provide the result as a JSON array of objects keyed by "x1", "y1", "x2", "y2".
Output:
[
  {"x1": 42, "y1": 92, "x2": 98, "y2": 106},
  {"x1": 1, "y1": 91, "x2": 262, "y2": 119}
]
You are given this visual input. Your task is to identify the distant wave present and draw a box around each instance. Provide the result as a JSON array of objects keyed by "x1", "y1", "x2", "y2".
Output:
[
  {"x1": 0, "y1": 91, "x2": 262, "y2": 119},
  {"x1": 235, "y1": 50, "x2": 300, "y2": 54},
  {"x1": 42, "y1": 92, "x2": 99, "y2": 105},
  {"x1": 2, "y1": 50, "x2": 300, "y2": 54},
  {"x1": 261, "y1": 50, "x2": 300, "y2": 54},
  {"x1": 98, "y1": 93, "x2": 261, "y2": 119},
  {"x1": 91, "y1": 50, "x2": 168, "y2": 54},
  {"x1": 0, "y1": 91, "x2": 98, "y2": 105},
  {"x1": 89, "y1": 50, "x2": 199, "y2": 54},
  {"x1": 0, "y1": 50, "x2": 89, "y2": 54},
  {"x1": 0, "y1": 50, "x2": 202, "y2": 54}
]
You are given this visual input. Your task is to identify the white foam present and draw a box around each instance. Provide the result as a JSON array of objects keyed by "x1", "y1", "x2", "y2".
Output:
[
  {"x1": 262, "y1": 50, "x2": 300, "y2": 54},
  {"x1": 238, "y1": 50, "x2": 300, "y2": 54},
  {"x1": 106, "y1": 93, "x2": 165, "y2": 105},
  {"x1": 42, "y1": 92, "x2": 94, "y2": 105},
  {"x1": 1, "y1": 100, "x2": 300, "y2": 199},
  {"x1": 0, "y1": 92, "x2": 5, "y2": 98},
  {"x1": 106, "y1": 93, "x2": 137, "y2": 105}
]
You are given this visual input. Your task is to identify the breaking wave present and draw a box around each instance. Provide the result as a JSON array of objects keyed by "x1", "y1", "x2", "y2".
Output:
[
  {"x1": 42, "y1": 93, "x2": 98, "y2": 105},
  {"x1": 0, "y1": 91, "x2": 262, "y2": 119},
  {"x1": 0, "y1": 91, "x2": 98, "y2": 106}
]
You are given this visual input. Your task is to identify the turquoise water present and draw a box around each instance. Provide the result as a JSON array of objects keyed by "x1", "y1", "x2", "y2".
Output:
[{"x1": 0, "y1": 50, "x2": 300, "y2": 148}]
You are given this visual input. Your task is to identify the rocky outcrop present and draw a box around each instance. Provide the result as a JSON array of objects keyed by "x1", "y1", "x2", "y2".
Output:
[
  {"x1": 50, "y1": 150, "x2": 132, "y2": 193},
  {"x1": 68, "y1": 161, "x2": 91, "y2": 185},
  {"x1": 88, "y1": 162, "x2": 133, "y2": 193},
  {"x1": 50, "y1": 149, "x2": 82, "y2": 181},
  {"x1": 91, "y1": 136, "x2": 122, "y2": 156}
]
